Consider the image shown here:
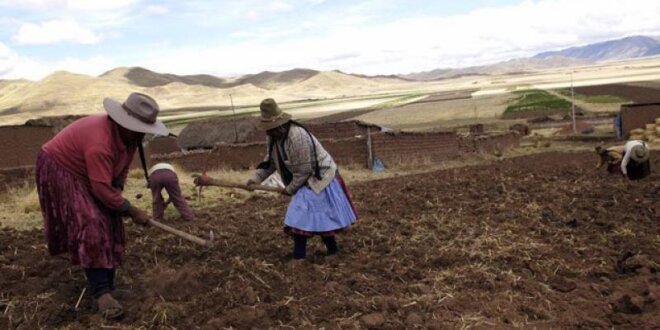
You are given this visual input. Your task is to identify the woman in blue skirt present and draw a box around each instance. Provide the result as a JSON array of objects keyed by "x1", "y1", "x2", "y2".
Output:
[{"x1": 248, "y1": 98, "x2": 358, "y2": 259}]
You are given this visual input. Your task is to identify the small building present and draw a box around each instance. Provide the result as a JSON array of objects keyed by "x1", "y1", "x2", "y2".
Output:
[{"x1": 620, "y1": 102, "x2": 660, "y2": 137}]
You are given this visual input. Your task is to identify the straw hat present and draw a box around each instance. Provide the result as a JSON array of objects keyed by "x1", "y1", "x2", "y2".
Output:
[
  {"x1": 257, "y1": 98, "x2": 291, "y2": 130},
  {"x1": 103, "y1": 92, "x2": 169, "y2": 136},
  {"x1": 630, "y1": 144, "x2": 649, "y2": 163}
]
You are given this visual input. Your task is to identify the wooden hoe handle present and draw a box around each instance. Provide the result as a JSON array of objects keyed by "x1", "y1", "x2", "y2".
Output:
[
  {"x1": 208, "y1": 178, "x2": 283, "y2": 193},
  {"x1": 148, "y1": 220, "x2": 213, "y2": 247}
]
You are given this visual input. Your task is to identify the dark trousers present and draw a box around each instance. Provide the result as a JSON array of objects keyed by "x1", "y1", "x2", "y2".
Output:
[
  {"x1": 85, "y1": 268, "x2": 115, "y2": 298},
  {"x1": 293, "y1": 234, "x2": 339, "y2": 259},
  {"x1": 150, "y1": 169, "x2": 195, "y2": 221},
  {"x1": 627, "y1": 160, "x2": 651, "y2": 180}
]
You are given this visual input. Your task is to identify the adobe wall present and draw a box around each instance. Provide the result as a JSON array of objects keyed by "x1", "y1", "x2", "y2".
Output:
[
  {"x1": 151, "y1": 132, "x2": 520, "y2": 172},
  {"x1": 151, "y1": 131, "x2": 521, "y2": 171},
  {"x1": 148, "y1": 136, "x2": 181, "y2": 155},
  {"x1": 154, "y1": 137, "x2": 370, "y2": 172},
  {"x1": 621, "y1": 103, "x2": 660, "y2": 136},
  {"x1": 218, "y1": 121, "x2": 374, "y2": 146},
  {"x1": 154, "y1": 143, "x2": 266, "y2": 172},
  {"x1": 371, "y1": 132, "x2": 459, "y2": 165},
  {"x1": 0, "y1": 166, "x2": 37, "y2": 190},
  {"x1": 0, "y1": 126, "x2": 55, "y2": 168}
]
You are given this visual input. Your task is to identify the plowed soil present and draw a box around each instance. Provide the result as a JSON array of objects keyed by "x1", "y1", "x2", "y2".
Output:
[{"x1": 1, "y1": 152, "x2": 659, "y2": 329}]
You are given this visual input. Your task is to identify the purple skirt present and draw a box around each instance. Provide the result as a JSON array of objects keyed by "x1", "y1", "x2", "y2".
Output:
[{"x1": 36, "y1": 150, "x2": 125, "y2": 268}]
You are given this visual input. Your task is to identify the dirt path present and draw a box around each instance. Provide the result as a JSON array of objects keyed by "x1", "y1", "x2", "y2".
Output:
[
  {"x1": 546, "y1": 89, "x2": 620, "y2": 114},
  {"x1": 1, "y1": 151, "x2": 659, "y2": 329}
]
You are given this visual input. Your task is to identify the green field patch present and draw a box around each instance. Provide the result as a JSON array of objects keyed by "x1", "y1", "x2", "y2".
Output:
[
  {"x1": 556, "y1": 89, "x2": 627, "y2": 104},
  {"x1": 504, "y1": 89, "x2": 572, "y2": 113}
]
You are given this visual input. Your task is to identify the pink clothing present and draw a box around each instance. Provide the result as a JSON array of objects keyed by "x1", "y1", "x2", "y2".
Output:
[
  {"x1": 149, "y1": 169, "x2": 195, "y2": 221},
  {"x1": 42, "y1": 114, "x2": 136, "y2": 210},
  {"x1": 36, "y1": 151, "x2": 126, "y2": 268}
]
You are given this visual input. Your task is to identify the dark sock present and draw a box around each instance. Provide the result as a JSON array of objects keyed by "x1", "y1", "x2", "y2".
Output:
[
  {"x1": 293, "y1": 235, "x2": 308, "y2": 259},
  {"x1": 322, "y1": 236, "x2": 339, "y2": 255},
  {"x1": 109, "y1": 268, "x2": 116, "y2": 291},
  {"x1": 85, "y1": 268, "x2": 115, "y2": 298}
]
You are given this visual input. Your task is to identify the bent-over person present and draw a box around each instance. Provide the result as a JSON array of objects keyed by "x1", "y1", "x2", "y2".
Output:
[
  {"x1": 36, "y1": 93, "x2": 169, "y2": 319},
  {"x1": 596, "y1": 140, "x2": 651, "y2": 180},
  {"x1": 148, "y1": 162, "x2": 195, "y2": 222},
  {"x1": 249, "y1": 98, "x2": 357, "y2": 260},
  {"x1": 196, "y1": 98, "x2": 358, "y2": 260},
  {"x1": 620, "y1": 140, "x2": 651, "y2": 180}
]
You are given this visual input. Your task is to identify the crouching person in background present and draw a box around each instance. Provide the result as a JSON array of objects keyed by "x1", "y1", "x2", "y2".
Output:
[
  {"x1": 248, "y1": 98, "x2": 358, "y2": 261},
  {"x1": 620, "y1": 140, "x2": 651, "y2": 180},
  {"x1": 36, "y1": 93, "x2": 168, "y2": 320},
  {"x1": 596, "y1": 140, "x2": 651, "y2": 180},
  {"x1": 148, "y1": 162, "x2": 195, "y2": 222},
  {"x1": 596, "y1": 145, "x2": 623, "y2": 174}
]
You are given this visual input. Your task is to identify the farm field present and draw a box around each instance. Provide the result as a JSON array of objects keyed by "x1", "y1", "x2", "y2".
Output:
[
  {"x1": 355, "y1": 93, "x2": 516, "y2": 131},
  {"x1": 1, "y1": 151, "x2": 658, "y2": 329}
]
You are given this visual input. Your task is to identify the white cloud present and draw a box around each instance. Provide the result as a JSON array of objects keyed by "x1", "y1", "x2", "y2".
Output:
[
  {"x1": 13, "y1": 20, "x2": 102, "y2": 45},
  {"x1": 0, "y1": 52, "x2": 116, "y2": 80},
  {"x1": 0, "y1": 41, "x2": 116, "y2": 80},
  {"x1": 269, "y1": 0, "x2": 293, "y2": 12},
  {"x1": 146, "y1": 5, "x2": 169, "y2": 15},
  {"x1": 0, "y1": 42, "x2": 17, "y2": 76},
  {"x1": 141, "y1": 0, "x2": 660, "y2": 76},
  {"x1": 4, "y1": 0, "x2": 660, "y2": 79},
  {"x1": 0, "y1": 0, "x2": 139, "y2": 11}
]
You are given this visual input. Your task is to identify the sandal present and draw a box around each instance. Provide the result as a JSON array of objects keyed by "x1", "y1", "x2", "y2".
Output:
[{"x1": 97, "y1": 295, "x2": 124, "y2": 320}]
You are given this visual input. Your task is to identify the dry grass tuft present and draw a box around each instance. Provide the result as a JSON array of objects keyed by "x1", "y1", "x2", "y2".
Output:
[{"x1": 0, "y1": 182, "x2": 42, "y2": 230}]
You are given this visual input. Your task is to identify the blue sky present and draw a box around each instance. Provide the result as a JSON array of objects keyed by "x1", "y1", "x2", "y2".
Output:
[{"x1": 0, "y1": 0, "x2": 659, "y2": 79}]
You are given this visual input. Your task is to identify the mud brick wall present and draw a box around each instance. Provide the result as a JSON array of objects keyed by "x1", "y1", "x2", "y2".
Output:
[
  {"x1": 242, "y1": 121, "x2": 374, "y2": 144},
  {"x1": 620, "y1": 103, "x2": 660, "y2": 136},
  {"x1": 0, "y1": 166, "x2": 37, "y2": 190},
  {"x1": 457, "y1": 132, "x2": 521, "y2": 153},
  {"x1": 151, "y1": 131, "x2": 522, "y2": 171},
  {"x1": 148, "y1": 136, "x2": 181, "y2": 155},
  {"x1": 305, "y1": 121, "x2": 372, "y2": 139},
  {"x1": 473, "y1": 132, "x2": 521, "y2": 153},
  {"x1": 153, "y1": 143, "x2": 266, "y2": 172},
  {"x1": 0, "y1": 126, "x2": 54, "y2": 168},
  {"x1": 371, "y1": 132, "x2": 459, "y2": 165},
  {"x1": 323, "y1": 138, "x2": 369, "y2": 166},
  {"x1": 153, "y1": 137, "x2": 370, "y2": 171}
]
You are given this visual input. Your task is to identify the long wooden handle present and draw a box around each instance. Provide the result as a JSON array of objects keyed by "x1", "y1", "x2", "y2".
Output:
[
  {"x1": 148, "y1": 220, "x2": 212, "y2": 247},
  {"x1": 208, "y1": 178, "x2": 283, "y2": 192}
]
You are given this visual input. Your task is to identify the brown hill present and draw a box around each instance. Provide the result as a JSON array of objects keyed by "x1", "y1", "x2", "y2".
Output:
[
  {"x1": 0, "y1": 67, "x2": 414, "y2": 125},
  {"x1": 101, "y1": 67, "x2": 229, "y2": 88},
  {"x1": 278, "y1": 71, "x2": 387, "y2": 97},
  {"x1": 235, "y1": 68, "x2": 320, "y2": 89},
  {"x1": 101, "y1": 67, "x2": 322, "y2": 90},
  {"x1": 0, "y1": 71, "x2": 135, "y2": 118}
]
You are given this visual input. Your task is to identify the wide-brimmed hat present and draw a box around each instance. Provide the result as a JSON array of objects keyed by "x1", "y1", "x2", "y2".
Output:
[
  {"x1": 630, "y1": 144, "x2": 649, "y2": 163},
  {"x1": 257, "y1": 98, "x2": 291, "y2": 130},
  {"x1": 103, "y1": 92, "x2": 169, "y2": 136}
]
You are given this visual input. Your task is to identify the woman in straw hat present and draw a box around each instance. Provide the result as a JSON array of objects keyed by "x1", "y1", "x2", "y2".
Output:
[
  {"x1": 620, "y1": 140, "x2": 651, "y2": 180},
  {"x1": 196, "y1": 98, "x2": 357, "y2": 260},
  {"x1": 36, "y1": 92, "x2": 169, "y2": 319}
]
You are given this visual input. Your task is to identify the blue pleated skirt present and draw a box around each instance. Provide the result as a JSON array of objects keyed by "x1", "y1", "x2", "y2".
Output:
[{"x1": 284, "y1": 177, "x2": 357, "y2": 235}]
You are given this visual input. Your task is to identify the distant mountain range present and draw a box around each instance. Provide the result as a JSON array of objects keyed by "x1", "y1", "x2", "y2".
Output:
[
  {"x1": 401, "y1": 35, "x2": 660, "y2": 81},
  {"x1": 534, "y1": 35, "x2": 660, "y2": 61},
  {"x1": 100, "y1": 67, "x2": 323, "y2": 89},
  {"x1": 0, "y1": 67, "x2": 408, "y2": 124},
  {"x1": 2, "y1": 34, "x2": 660, "y2": 125}
]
